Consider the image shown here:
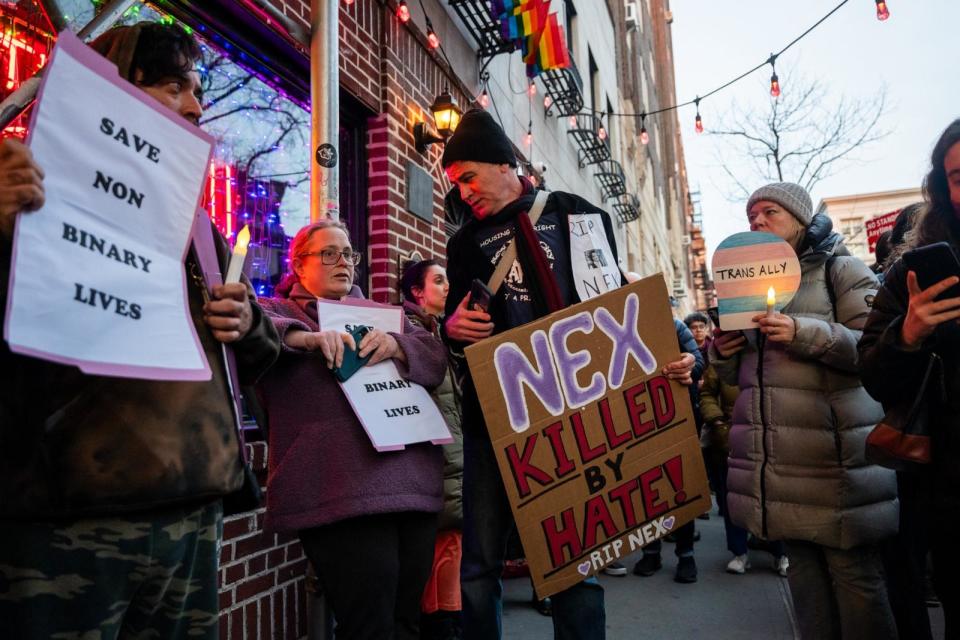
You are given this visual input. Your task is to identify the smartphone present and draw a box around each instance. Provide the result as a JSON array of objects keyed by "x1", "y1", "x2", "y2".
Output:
[
  {"x1": 332, "y1": 325, "x2": 372, "y2": 382},
  {"x1": 902, "y1": 242, "x2": 960, "y2": 300},
  {"x1": 707, "y1": 306, "x2": 720, "y2": 328},
  {"x1": 470, "y1": 278, "x2": 493, "y2": 313}
]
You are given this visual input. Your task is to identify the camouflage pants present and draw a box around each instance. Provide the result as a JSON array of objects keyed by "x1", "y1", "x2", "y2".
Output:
[{"x1": 0, "y1": 501, "x2": 223, "y2": 640}]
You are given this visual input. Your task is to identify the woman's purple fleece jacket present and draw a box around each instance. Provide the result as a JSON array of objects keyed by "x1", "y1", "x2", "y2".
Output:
[{"x1": 257, "y1": 291, "x2": 446, "y2": 533}]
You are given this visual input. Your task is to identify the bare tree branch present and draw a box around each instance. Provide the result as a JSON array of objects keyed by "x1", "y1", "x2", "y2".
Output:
[{"x1": 709, "y1": 67, "x2": 890, "y2": 200}]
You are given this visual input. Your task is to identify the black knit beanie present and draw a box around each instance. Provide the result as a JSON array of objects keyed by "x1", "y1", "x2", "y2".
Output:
[{"x1": 441, "y1": 109, "x2": 517, "y2": 168}]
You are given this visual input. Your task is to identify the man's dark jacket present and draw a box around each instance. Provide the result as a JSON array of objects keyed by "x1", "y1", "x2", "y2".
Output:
[{"x1": 0, "y1": 224, "x2": 280, "y2": 520}]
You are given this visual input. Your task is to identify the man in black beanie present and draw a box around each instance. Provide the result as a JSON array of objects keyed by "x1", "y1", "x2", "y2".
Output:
[{"x1": 441, "y1": 110, "x2": 697, "y2": 639}]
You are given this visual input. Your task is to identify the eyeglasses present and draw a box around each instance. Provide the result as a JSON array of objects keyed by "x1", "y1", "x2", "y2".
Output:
[{"x1": 299, "y1": 249, "x2": 362, "y2": 266}]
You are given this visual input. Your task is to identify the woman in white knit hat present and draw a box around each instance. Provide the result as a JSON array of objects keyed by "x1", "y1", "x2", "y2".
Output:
[{"x1": 711, "y1": 182, "x2": 898, "y2": 639}]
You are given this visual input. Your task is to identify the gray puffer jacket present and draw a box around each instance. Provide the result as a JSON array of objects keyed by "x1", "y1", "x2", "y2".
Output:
[{"x1": 712, "y1": 214, "x2": 898, "y2": 550}]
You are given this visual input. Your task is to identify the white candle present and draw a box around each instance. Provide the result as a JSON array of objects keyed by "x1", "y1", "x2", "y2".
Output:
[
  {"x1": 766, "y1": 286, "x2": 776, "y2": 317},
  {"x1": 224, "y1": 225, "x2": 250, "y2": 284}
]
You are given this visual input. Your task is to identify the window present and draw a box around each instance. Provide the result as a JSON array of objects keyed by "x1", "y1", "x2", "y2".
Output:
[
  {"x1": 563, "y1": 0, "x2": 577, "y2": 62},
  {"x1": 588, "y1": 49, "x2": 599, "y2": 115},
  {"x1": 2, "y1": 1, "x2": 368, "y2": 298}
]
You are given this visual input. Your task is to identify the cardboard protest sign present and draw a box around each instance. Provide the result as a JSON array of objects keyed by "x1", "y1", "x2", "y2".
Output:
[
  {"x1": 866, "y1": 210, "x2": 901, "y2": 254},
  {"x1": 712, "y1": 231, "x2": 801, "y2": 330},
  {"x1": 464, "y1": 275, "x2": 709, "y2": 598},
  {"x1": 4, "y1": 32, "x2": 214, "y2": 379},
  {"x1": 316, "y1": 298, "x2": 452, "y2": 452}
]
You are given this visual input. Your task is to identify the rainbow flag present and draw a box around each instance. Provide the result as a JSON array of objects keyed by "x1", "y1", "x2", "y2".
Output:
[
  {"x1": 524, "y1": 13, "x2": 570, "y2": 77},
  {"x1": 497, "y1": 0, "x2": 550, "y2": 42}
]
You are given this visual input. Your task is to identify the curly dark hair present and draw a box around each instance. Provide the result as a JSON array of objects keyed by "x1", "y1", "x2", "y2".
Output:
[
  {"x1": 914, "y1": 119, "x2": 960, "y2": 247},
  {"x1": 683, "y1": 312, "x2": 709, "y2": 327},
  {"x1": 400, "y1": 259, "x2": 439, "y2": 304},
  {"x1": 925, "y1": 119, "x2": 960, "y2": 218},
  {"x1": 90, "y1": 22, "x2": 201, "y2": 87}
]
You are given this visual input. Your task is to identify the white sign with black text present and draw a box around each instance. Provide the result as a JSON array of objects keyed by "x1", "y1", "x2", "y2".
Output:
[
  {"x1": 569, "y1": 212, "x2": 621, "y2": 301},
  {"x1": 4, "y1": 32, "x2": 213, "y2": 380},
  {"x1": 316, "y1": 298, "x2": 452, "y2": 452}
]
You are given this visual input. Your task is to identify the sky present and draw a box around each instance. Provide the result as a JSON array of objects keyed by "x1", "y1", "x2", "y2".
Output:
[{"x1": 669, "y1": 0, "x2": 960, "y2": 263}]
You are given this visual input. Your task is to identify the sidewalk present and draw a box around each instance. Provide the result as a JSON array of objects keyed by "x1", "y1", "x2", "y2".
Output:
[
  {"x1": 502, "y1": 502, "x2": 799, "y2": 639},
  {"x1": 502, "y1": 501, "x2": 947, "y2": 638}
]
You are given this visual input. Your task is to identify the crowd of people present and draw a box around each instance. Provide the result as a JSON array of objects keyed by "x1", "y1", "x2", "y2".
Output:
[{"x1": 0, "y1": 19, "x2": 958, "y2": 640}]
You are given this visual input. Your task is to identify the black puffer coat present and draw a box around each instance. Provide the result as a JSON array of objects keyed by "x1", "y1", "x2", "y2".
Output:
[{"x1": 859, "y1": 218, "x2": 960, "y2": 516}]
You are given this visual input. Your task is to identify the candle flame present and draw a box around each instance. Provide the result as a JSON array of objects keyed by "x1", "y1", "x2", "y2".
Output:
[
  {"x1": 234, "y1": 225, "x2": 250, "y2": 254},
  {"x1": 767, "y1": 286, "x2": 776, "y2": 306}
]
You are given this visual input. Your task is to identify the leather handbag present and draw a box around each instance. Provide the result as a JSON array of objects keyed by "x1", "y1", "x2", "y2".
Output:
[{"x1": 865, "y1": 352, "x2": 941, "y2": 471}]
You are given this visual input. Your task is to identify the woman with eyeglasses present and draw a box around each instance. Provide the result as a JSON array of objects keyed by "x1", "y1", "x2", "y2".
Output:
[{"x1": 256, "y1": 221, "x2": 447, "y2": 640}]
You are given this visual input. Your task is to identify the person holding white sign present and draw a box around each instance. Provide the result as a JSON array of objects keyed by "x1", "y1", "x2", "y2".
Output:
[
  {"x1": 0, "y1": 23, "x2": 281, "y2": 640},
  {"x1": 256, "y1": 221, "x2": 448, "y2": 640},
  {"x1": 711, "y1": 182, "x2": 897, "y2": 639}
]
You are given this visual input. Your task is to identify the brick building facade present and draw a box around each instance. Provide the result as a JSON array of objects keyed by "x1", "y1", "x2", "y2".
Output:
[
  {"x1": 213, "y1": 1, "x2": 472, "y2": 636},
  {"x1": 1, "y1": 1, "x2": 705, "y2": 637}
]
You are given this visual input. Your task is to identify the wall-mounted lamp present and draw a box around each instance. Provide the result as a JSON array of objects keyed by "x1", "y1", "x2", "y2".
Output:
[{"x1": 414, "y1": 89, "x2": 462, "y2": 154}]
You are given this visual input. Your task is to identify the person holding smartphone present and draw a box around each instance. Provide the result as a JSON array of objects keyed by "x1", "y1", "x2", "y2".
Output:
[
  {"x1": 859, "y1": 119, "x2": 960, "y2": 640},
  {"x1": 256, "y1": 221, "x2": 448, "y2": 640},
  {"x1": 711, "y1": 182, "x2": 898, "y2": 639},
  {"x1": 440, "y1": 110, "x2": 697, "y2": 640}
]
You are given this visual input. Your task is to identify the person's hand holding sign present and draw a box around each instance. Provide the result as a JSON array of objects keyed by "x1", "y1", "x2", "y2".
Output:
[
  {"x1": 358, "y1": 328, "x2": 404, "y2": 365},
  {"x1": 753, "y1": 312, "x2": 797, "y2": 344},
  {"x1": 662, "y1": 352, "x2": 696, "y2": 386},
  {"x1": 285, "y1": 329, "x2": 357, "y2": 369},
  {"x1": 445, "y1": 292, "x2": 494, "y2": 343},
  {"x1": 0, "y1": 139, "x2": 45, "y2": 241},
  {"x1": 204, "y1": 283, "x2": 254, "y2": 343}
]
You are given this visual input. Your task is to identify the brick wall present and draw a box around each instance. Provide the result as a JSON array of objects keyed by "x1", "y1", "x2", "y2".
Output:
[
  {"x1": 218, "y1": 442, "x2": 310, "y2": 640},
  {"x1": 217, "y1": 2, "x2": 473, "y2": 638},
  {"x1": 272, "y1": 0, "x2": 472, "y2": 303}
]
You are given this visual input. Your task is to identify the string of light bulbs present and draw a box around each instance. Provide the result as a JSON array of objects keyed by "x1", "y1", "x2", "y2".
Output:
[
  {"x1": 358, "y1": 0, "x2": 890, "y2": 151},
  {"x1": 582, "y1": 0, "x2": 891, "y2": 141}
]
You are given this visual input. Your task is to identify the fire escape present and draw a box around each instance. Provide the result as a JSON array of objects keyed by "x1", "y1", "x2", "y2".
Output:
[
  {"x1": 594, "y1": 159, "x2": 626, "y2": 200},
  {"x1": 447, "y1": 0, "x2": 639, "y2": 225},
  {"x1": 611, "y1": 194, "x2": 640, "y2": 224},
  {"x1": 566, "y1": 113, "x2": 609, "y2": 167}
]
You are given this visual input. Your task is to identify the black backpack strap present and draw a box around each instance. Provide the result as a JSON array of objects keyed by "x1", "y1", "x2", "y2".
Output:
[{"x1": 824, "y1": 255, "x2": 838, "y2": 319}]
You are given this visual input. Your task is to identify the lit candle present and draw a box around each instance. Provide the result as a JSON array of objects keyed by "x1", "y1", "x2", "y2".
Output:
[
  {"x1": 766, "y1": 286, "x2": 776, "y2": 317},
  {"x1": 224, "y1": 225, "x2": 250, "y2": 284}
]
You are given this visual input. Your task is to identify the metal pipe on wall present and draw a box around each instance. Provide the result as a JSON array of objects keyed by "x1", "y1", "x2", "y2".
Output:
[
  {"x1": 0, "y1": 0, "x2": 140, "y2": 130},
  {"x1": 310, "y1": 0, "x2": 340, "y2": 222},
  {"x1": 76, "y1": 0, "x2": 140, "y2": 41}
]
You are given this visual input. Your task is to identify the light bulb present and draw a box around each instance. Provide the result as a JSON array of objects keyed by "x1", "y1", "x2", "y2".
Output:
[
  {"x1": 479, "y1": 90, "x2": 489, "y2": 109},
  {"x1": 598, "y1": 125, "x2": 607, "y2": 141},
  {"x1": 875, "y1": 0, "x2": 890, "y2": 21},
  {"x1": 544, "y1": 95, "x2": 553, "y2": 109},
  {"x1": 770, "y1": 72, "x2": 780, "y2": 98},
  {"x1": 525, "y1": 130, "x2": 533, "y2": 146},
  {"x1": 427, "y1": 29, "x2": 440, "y2": 49},
  {"x1": 640, "y1": 126, "x2": 649, "y2": 145},
  {"x1": 396, "y1": 0, "x2": 410, "y2": 22},
  {"x1": 695, "y1": 113, "x2": 703, "y2": 134},
  {"x1": 527, "y1": 82, "x2": 537, "y2": 97},
  {"x1": 568, "y1": 115, "x2": 577, "y2": 128}
]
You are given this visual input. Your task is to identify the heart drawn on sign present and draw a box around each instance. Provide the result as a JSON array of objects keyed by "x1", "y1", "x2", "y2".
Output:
[
  {"x1": 663, "y1": 516, "x2": 676, "y2": 531},
  {"x1": 577, "y1": 561, "x2": 591, "y2": 575}
]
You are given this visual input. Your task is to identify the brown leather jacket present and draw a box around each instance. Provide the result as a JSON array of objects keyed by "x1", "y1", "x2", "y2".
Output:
[{"x1": 0, "y1": 230, "x2": 280, "y2": 520}]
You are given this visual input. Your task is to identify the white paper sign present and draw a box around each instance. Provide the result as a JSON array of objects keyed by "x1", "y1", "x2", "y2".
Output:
[
  {"x1": 316, "y1": 298, "x2": 453, "y2": 452},
  {"x1": 569, "y1": 213, "x2": 621, "y2": 301},
  {"x1": 4, "y1": 32, "x2": 214, "y2": 380}
]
